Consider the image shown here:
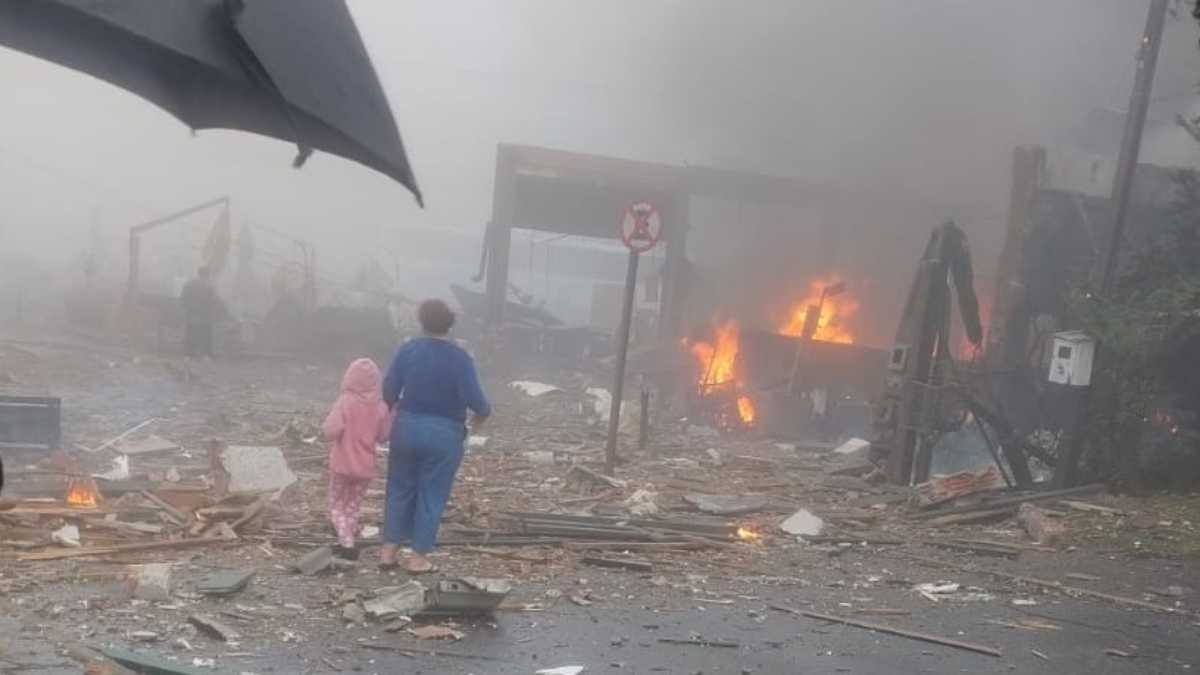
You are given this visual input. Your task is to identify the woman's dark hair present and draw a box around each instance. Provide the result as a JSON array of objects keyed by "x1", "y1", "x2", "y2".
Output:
[{"x1": 418, "y1": 299, "x2": 456, "y2": 335}]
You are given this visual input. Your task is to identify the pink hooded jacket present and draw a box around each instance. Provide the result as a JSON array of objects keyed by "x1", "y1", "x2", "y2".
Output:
[{"x1": 323, "y1": 358, "x2": 390, "y2": 480}]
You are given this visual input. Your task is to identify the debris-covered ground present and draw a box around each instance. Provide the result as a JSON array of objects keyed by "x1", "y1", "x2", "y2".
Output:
[{"x1": 2, "y1": 334, "x2": 1200, "y2": 674}]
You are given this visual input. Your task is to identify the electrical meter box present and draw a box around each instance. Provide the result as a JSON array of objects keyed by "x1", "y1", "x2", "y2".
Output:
[{"x1": 1048, "y1": 330, "x2": 1094, "y2": 386}]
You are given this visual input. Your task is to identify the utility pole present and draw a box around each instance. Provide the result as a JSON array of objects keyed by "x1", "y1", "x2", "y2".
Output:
[
  {"x1": 1058, "y1": 0, "x2": 1169, "y2": 489},
  {"x1": 1100, "y1": 0, "x2": 1168, "y2": 294}
]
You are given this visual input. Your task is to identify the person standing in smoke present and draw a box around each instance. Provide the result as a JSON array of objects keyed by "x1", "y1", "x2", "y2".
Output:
[{"x1": 179, "y1": 266, "x2": 227, "y2": 358}]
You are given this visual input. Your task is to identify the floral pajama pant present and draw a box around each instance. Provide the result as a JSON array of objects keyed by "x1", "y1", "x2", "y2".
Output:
[{"x1": 328, "y1": 474, "x2": 370, "y2": 548}]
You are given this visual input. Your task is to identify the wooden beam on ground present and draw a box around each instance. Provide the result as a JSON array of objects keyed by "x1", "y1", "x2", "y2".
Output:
[
  {"x1": 771, "y1": 606, "x2": 1001, "y2": 657},
  {"x1": 19, "y1": 535, "x2": 236, "y2": 561}
]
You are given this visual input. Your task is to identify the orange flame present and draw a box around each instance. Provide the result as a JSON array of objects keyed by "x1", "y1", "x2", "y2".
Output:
[
  {"x1": 65, "y1": 476, "x2": 100, "y2": 508},
  {"x1": 736, "y1": 526, "x2": 762, "y2": 542},
  {"x1": 736, "y1": 395, "x2": 757, "y2": 424},
  {"x1": 688, "y1": 320, "x2": 757, "y2": 427},
  {"x1": 778, "y1": 276, "x2": 857, "y2": 344},
  {"x1": 690, "y1": 320, "x2": 740, "y2": 388}
]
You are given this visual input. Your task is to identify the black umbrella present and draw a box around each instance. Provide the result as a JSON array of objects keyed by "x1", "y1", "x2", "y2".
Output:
[{"x1": 0, "y1": 0, "x2": 422, "y2": 205}]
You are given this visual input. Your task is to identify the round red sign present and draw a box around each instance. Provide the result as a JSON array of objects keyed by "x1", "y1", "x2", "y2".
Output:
[{"x1": 619, "y1": 201, "x2": 662, "y2": 253}]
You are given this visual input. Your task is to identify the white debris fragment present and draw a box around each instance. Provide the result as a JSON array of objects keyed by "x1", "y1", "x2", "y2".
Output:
[
  {"x1": 624, "y1": 489, "x2": 660, "y2": 516},
  {"x1": 779, "y1": 509, "x2": 824, "y2": 537},
  {"x1": 127, "y1": 563, "x2": 173, "y2": 601},
  {"x1": 510, "y1": 380, "x2": 562, "y2": 397},
  {"x1": 51, "y1": 524, "x2": 80, "y2": 547},
  {"x1": 536, "y1": 667, "x2": 586, "y2": 675},
  {"x1": 221, "y1": 446, "x2": 297, "y2": 494},
  {"x1": 93, "y1": 454, "x2": 131, "y2": 481},
  {"x1": 833, "y1": 437, "x2": 871, "y2": 455},
  {"x1": 467, "y1": 435, "x2": 490, "y2": 450}
]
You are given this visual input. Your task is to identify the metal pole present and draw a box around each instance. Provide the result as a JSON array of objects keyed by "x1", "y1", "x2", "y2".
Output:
[
  {"x1": 1100, "y1": 0, "x2": 1168, "y2": 295},
  {"x1": 638, "y1": 385, "x2": 651, "y2": 452},
  {"x1": 605, "y1": 250, "x2": 640, "y2": 475}
]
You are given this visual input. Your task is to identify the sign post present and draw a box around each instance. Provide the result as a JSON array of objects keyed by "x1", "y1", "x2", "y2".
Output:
[{"x1": 605, "y1": 201, "x2": 662, "y2": 475}]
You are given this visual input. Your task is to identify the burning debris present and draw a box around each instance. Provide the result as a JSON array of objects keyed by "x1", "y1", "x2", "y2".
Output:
[
  {"x1": 686, "y1": 320, "x2": 758, "y2": 429},
  {"x1": 778, "y1": 276, "x2": 857, "y2": 344},
  {"x1": 65, "y1": 475, "x2": 101, "y2": 508}
]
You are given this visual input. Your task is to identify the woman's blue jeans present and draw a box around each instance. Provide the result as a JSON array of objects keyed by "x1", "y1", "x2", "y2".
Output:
[{"x1": 383, "y1": 411, "x2": 466, "y2": 554}]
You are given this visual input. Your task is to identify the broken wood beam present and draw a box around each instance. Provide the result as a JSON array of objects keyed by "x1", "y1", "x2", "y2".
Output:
[
  {"x1": 912, "y1": 484, "x2": 1105, "y2": 519},
  {"x1": 773, "y1": 606, "x2": 1001, "y2": 657},
  {"x1": 657, "y1": 637, "x2": 740, "y2": 649},
  {"x1": 803, "y1": 534, "x2": 904, "y2": 546},
  {"x1": 140, "y1": 490, "x2": 187, "y2": 526},
  {"x1": 919, "y1": 539, "x2": 1020, "y2": 558},
  {"x1": 580, "y1": 555, "x2": 653, "y2": 572},
  {"x1": 18, "y1": 535, "x2": 237, "y2": 561},
  {"x1": 561, "y1": 540, "x2": 704, "y2": 551},
  {"x1": 922, "y1": 506, "x2": 1016, "y2": 527}
]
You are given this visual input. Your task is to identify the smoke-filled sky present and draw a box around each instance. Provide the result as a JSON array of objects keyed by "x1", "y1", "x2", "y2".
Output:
[{"x1": 2, "y1": 0, "x2": 1200, "y2": 279}]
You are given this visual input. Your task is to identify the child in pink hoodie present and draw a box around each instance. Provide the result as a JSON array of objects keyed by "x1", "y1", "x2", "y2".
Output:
[{"x1": 322, "y1": 358, "x2": 390, "y2": 559}]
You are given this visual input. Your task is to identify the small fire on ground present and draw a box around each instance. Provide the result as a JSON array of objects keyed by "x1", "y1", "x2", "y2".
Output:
[
  {"x1": 65, "y1": 476, "x2": 100, "y2": 508},
  {"x1": 736, "y1": 526, "x2": 763, "y2": 542}
]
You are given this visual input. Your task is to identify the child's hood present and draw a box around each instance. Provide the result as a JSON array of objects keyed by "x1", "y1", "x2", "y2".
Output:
[{"x1": 340, "y1": 358, "x2": 382, "y2": 400}]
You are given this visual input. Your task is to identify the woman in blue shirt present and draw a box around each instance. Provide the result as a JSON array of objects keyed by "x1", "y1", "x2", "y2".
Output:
[{"x1": 379, "y1": 299, "x2": 491, "y2": 572}]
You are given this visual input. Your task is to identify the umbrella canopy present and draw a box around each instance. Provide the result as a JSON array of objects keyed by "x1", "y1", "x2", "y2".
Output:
[{"x1": 0, "y1": 0, "x2": 422, "y2": 205}]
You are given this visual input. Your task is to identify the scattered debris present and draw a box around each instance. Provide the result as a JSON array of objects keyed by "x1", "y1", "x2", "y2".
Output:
[
  {"x1": 523, "y1": 450, "x2": 557, "y2": 465},
  {"x1": 568, "y1": 465, "x2": 627, "y2": 489},
  {"x1": 196, "y1": 568, "x2": 255, "y2": 596},
  {"x1": 623, "y1": 489, "x2": 660, "y2": 516},
  {"x1": 363, "y1": 581, "x2": 428, "y2": 620},
  {"x1": 127, "y1": 563, "x2": 173, "y2": 601},
  {"x1": 915, "y1": 466, "x2": 1004, "y2": 507},
  {"x1": 580, "y1": 556, "x2": 653, "y2": 572},
  {"x1": 657, "y1": 637, "x2": 740, "y2": 649},
  {"x1": 188, "y1": 613, "x2": 241, "y2": 642},
  {"x1": 1018, "y1": 503, "x2": 1066, "y2": 545},
  {"x1": 291, "y1": 546, "x2": 335, "y2": 575},
  {"x1": 683, "y1": 493, "x2": 768, "y2": 516},
  {"x1": 426, "y1": 577, "x2": 512, "y2": 614},
  {"x1": 93, "y1": 454, "x2": 131, "y2": 481},
  {"x1": 408, "y1": 624, "x2": 465, "y2": 640},
  {"x1": 1062, "y1": 500, "x2": 1123, "y2": 516},
  {"x1": 1104, "y1": 648, "x2": 1134, "y2": 658},
  {"x1": 905, "y1": 553, "x2": 1196, "y2": 616},
  {"x1": 1148, "y1": 585, "x2": 1191, "y2": 599},
  {"x1": 117, "y1": 434, "x2": 181, "y2": 456},
  {"x1": 510, "y1": 381, "x2": 562, "y2": 397},
  {"x1": 780, "y1": 508, "x2": 824, "y2": 536},
  {"x1": 535, "y1": 667, "x2": 586, "y2": 675},
  {"x1": 832, "y1": 437, "x2": 871, "y2": 455},
  {"x1": 775, "y1": 606, "x2": 1002, "y2": 657},
  {"x1": 102, "y1": 647, "x2": 213, "y2": 675}
]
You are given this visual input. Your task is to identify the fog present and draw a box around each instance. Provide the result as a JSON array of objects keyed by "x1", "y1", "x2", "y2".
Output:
[{"x1": 3, "y1": 0, "x2": 1200, "y2": 337}]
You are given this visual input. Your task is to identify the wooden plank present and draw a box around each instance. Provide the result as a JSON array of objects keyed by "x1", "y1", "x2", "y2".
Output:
[
  {"x1": 773, "y1": 606, "x2": 1001, "y2": 657},
  {"x1": 18, "y1": 536, "x2": 235, "y2": 561},
  {"x1": 580, "y1": 555, "x2": 653, "y2": 572},
  {"x1": 140, "y1": 490, "x2": 188, "y2": 526},
  {"x1": 912, "y1": 484, "x2": 1105, "y2": 519},
  {"x1": 923, "y1": 506, "x2": 1015, "y2": 527}
]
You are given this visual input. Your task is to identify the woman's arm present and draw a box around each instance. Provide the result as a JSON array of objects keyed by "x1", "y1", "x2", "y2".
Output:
[
  {"x1": 382, "y1": 347, "x2": 406, "y2": 408},
  {"x1": 321, "y1": 404, "x2": 345, "y2": 441},
  {"x1": 460, "y1": 353, "x2": 492, "y2": 420}
]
